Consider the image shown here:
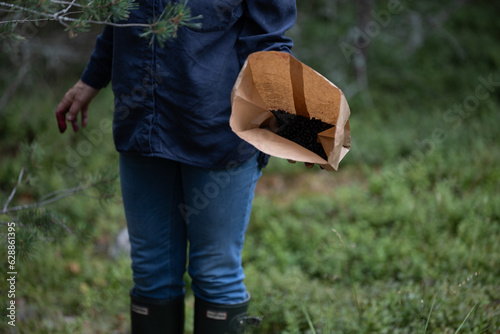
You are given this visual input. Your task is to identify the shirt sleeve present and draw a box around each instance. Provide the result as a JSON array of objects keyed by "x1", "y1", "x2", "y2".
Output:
[
  {"x1": 237, "y1": 0, "x2": 297, "y2": 66},
  {"x1": 81, "y1": 26, "x2": 114, "y2": 90}
]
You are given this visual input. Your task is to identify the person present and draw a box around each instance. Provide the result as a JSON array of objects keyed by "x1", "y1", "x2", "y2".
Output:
[{"x1": 56, "y1": 1, "x2": 297, "y2": 333}]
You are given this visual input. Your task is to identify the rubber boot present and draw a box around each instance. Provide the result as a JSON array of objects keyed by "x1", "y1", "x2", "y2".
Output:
[
  {"x1": 130, "y1": 292, "x2": 185, "y2": 334},
  {"x1": 193, "y1": 295, "x2": 262, "y2": 334}
]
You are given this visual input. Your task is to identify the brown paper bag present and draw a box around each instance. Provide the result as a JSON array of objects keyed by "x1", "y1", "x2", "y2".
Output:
[{"x1": 230, "y1": 51, "x2": 351, "y2": 171}]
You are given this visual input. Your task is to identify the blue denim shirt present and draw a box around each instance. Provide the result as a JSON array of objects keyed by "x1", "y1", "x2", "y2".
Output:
[{"x1": 81, "y1": 0, "x2": 296, "y2": 168}]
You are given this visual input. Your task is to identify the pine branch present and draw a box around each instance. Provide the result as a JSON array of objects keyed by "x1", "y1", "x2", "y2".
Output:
[
  {"x1": 50, "y1": 0, "x2": 85, "y2": 8},
  {"x1": 1, "y1": 163, "x2": 117, "y2": 215},
  {"x1": 50, "y1": 212, "x2": 73, "y2": 234},
  {"x1": 0, "y1": 0, "x2": 202, "y2": 44},
  {"x1": 0, "y1": 2, "x2": 151, "y2": 28},
  {"x1": 2, "y1": 166, "x2": 25, "y2": 214},
  {"x1": 0, "y1": 175, "x2": 118, "y2": 214},
  {"x1": 2, "y1": 183, "x2": 89, "y2": 214},
  {"x1": 53, "y1": 0, "x2": 79, "y2": 17}
]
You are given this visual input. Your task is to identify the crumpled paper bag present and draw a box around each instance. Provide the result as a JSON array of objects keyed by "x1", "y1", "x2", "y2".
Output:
[{"x1": 230, "y1": 51, "x2": 351, "y2": 171}]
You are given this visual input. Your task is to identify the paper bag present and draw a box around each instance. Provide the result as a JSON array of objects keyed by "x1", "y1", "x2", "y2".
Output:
[{"x1": 230, "y1": 51, "x2": 351, "y2": 171}]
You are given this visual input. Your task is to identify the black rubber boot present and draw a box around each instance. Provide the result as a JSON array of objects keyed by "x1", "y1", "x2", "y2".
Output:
[
  {"x1": 130, "y1": 291, "x2": 185, "y2": 334},
  {"x1": 193, "y1": 295, "x2": 262, "y2": 334}
]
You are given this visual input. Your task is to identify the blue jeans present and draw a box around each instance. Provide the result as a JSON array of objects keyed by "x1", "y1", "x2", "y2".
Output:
[{"x1": 119, "y1": 153, "x2": 262, "y2": 304}]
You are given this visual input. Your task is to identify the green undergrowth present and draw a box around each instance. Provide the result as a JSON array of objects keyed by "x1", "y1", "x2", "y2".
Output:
[
  {"x1": 1, "y1": 1, "x2": 500, "y2": 333},
  {"x1": 4, "y1": 81, "x2": 498, "y2": 333}
]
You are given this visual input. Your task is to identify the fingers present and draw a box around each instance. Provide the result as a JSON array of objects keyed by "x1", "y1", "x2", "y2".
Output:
[
  {"x1": 56, "y1": 80, "x2": 99, "y2": 133},
  {"x1": 70, "y1": 117, "x2": 79, "y2": 132},
  {"x1": 56, "y1": 91, "x2": 83, "y2": 133},
  {"x1": 55, "y1": 92, "x2": 74, "y2": 133},
  {"x1": 55, "y1": 108, "x2": 68, "y2": 133},
  {"x1": 81, "y1": 105, "x2": 89, "y2": 128},
  {"x1": 287, "y1": 159, "x2": 317, "y2": 169},
  {"x1": 67, "y1": 95, "x2": 84, "y2": 131},
  {"x1": 68, "y1": 100, "x2": 83, "y2": 132}
]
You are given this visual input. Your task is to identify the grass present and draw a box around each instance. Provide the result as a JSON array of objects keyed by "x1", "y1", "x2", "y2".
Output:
[
  {"x1": 6, "y1": 97, "x2": 496, "y2": 333},
  {"x1": 1, "y1": 1, "x2": 500, "y2": 333}
]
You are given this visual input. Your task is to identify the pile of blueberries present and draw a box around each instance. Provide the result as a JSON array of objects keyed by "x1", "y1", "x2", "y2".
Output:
[{"x1": 270, "y1": 109, "x2": 334, "y2": 160}]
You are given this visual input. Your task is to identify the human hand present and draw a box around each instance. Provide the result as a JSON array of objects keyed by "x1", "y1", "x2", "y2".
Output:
[
  {"x1": 56, "y1": 79, "x2": 99, "y2": 133},
  {"x1": 287, "y1": 159, "x2": 319, "y2": 169}
]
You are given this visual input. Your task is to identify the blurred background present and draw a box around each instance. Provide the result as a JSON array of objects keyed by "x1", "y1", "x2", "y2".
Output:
[{"x1": 1, "y1": 0, "x2": 499, "y2": 333}]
